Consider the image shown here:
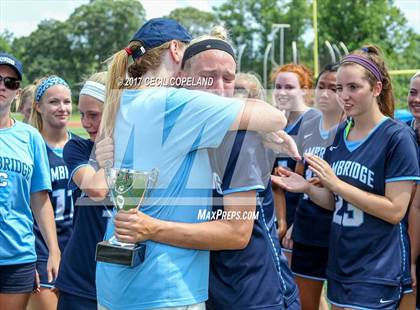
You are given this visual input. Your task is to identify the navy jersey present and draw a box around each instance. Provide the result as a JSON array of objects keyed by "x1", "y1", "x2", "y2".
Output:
[
  {"x1": 325, "y1": 118, "x2": 420, "y2": 285},
  {"x1": 292, "y1": 115, "x2": 339, "y2": 247},
  {"x1": 207, "y1": 131, "x2": 298, "y2": 309},
  {"x1": 55, "y1": 137, "x2": 112, "y2": 301},
  {"x1": 33, "y1": 133, "x2": 77, "y2": 261},
  {"x1": 273, "y1": 109, "x2": 320, "y2": 227}
]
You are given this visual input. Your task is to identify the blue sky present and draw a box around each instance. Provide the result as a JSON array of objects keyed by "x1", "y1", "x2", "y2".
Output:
[{"x1": 0, "y1": 0, "x2": 419, "y2": 38}]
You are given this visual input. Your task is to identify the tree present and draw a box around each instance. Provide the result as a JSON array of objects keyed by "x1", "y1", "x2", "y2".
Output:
[
  {"x1": 214, "y1": 0, "x2": 310, "y2": 78},
  {"x1": 0, "y1": 30, "x2": 14, "y2": 54},
  {"x1": 11, "y1": 0, "x2": 146, "y2": 94},
  {"x1": 13, "y1": 20, "x2": 75, "y2": 85},
  {"x1": 318, "y1": 0, "x2": 409, "y2": 54},
  {"x1": 68, "y1": 0, "x2": 146, "y2": 76},
  {"x1": 166, "y1": 7, "x2": 218, "y2": 38},
  {"x1": 317, "y1": 0, "x2": 419, "y2": 106}
]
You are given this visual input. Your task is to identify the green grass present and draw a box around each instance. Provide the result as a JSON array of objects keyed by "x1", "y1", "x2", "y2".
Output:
[{"x1": 69, "y1": 127, "x2": 89, "y2": 138}]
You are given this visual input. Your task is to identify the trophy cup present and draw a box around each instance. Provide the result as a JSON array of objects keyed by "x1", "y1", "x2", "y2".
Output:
[{"x1": 95, "y1": 167, "x2": 158, "y2": 267}]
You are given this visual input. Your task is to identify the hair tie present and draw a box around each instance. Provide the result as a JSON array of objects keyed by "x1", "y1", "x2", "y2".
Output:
[
  {"x1": 125, "y1": 47, "x2": 133, "y2": 55},
  {"x1": 360, "y1": 47, "x2": 369, "y2": 53}
]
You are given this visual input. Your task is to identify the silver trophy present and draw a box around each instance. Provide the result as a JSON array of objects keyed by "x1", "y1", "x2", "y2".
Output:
[{"x1": 95, "y1": 167, "x2": 159, "y2": 267}]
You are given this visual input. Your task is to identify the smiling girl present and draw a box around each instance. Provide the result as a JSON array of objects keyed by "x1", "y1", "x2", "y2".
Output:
[
  {"x1": 28, "y1": 76, "x2": 75, "y2": 310},
  {"x1": 270, "y1": 64, "x2": 319, "y2": 259}
]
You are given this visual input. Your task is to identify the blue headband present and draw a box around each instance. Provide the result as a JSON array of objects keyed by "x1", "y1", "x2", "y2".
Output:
[{"x1": 35, "y1": 76, "x2": 70, "y2": 102}]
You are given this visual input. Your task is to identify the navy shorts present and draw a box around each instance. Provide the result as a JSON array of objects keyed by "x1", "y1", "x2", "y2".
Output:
[
  {"x1": 285, "y1": 297, "x2": 301, "y2": 310},
  {"x1": 36, "y1": 260, "x2": 55, "y2": 288},
  {"x1": 327, "y1": 278, "x2": 401, "y2": 310},
  {"x1": 291, "y1": 242, "x2": 328, "y2": 281},
  {"x1": 0, "y1": 262, "x2": 36, "y2": 293},
  {"x1": 57, "y1": 291, "x2": 97, "y2": 310},
  {"x1": 281, "y1": 246, "x2": 293, "y2": 254},
  {"x1": 402, "y1": 282, "x2": 413, "y2": 295}
]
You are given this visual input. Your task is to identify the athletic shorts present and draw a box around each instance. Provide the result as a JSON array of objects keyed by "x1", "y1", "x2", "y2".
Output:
[
  {"x1": 402, "y1": 282, "x2": 413, "y2": 295},
  {"x1": 291, "y1": 242, "x2": 328, "y2": 281},
  {"x1": 285, "y1": 297, "x2": 300, "y2": 310},
  {"x1": 281, "y1": 246, "x2": 293, "y2": 254},
  {"x1": 98, "y1": 302, "x2": 205, "y2": 310},
  {"x1": 36, "y1": 260, "x2": 55, "y2": 288},
  {"x1": 327, "y1": 278, "x2": 401, "y2": 310},
  {"x1": 57, "y1": 291, "x2": 97, "y2": 310},
  {"x1": 0, "y1": 262, "x2": 36, "y2": 293}
]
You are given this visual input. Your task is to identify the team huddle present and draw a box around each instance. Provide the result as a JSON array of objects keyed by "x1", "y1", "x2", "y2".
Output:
[{"x1": 0, "y1": 17, "x2": 419, "y2": 310}]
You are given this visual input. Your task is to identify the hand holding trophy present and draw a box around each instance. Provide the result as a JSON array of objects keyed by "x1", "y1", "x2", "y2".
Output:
[{"x1": 95, "y1": 163, "x2": 158, "y2": 267}]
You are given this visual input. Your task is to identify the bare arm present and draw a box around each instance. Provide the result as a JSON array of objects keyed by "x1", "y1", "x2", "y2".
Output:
[
  {"x1": 306, "y1": 154, "x2": 413, "y2": 224},
  {"x1": 30, "y1": 191, "x2": 60, "y2": 282},
  {"x1": 114, "y1": 191, "x2": 256, "y2": 250},
  {"x1": 332, "y1": 180, "x2": 412, "y2": 224},
  {"x1": 272, "y1": 184, "x2": 287, "y2": 239},
  {"x1": 72, "y1": 166, "x2": 108, "y2": 201},
  {"x1": 71, "y1": 137, "x2": 113, "y2": 201},
  {"x1": 230, "y1": 99, "x2": 286, "y2": 132}
]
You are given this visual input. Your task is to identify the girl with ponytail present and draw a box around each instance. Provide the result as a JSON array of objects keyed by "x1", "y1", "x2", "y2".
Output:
[{"x1": 94, "y1": 18, "x2": 292, "y2": 310}]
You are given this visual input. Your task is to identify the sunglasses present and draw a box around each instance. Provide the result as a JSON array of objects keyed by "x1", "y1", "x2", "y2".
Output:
[{"x1": 0, "y1": 75, "x2": 21, "y2": 90}]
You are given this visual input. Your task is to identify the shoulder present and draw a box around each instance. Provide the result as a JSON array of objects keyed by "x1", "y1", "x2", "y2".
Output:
[
  {"x1": 304, "y1": 108, "x2": 321, "y2": 120},
  {"x1": 13, "y1": 121, "x2": 42, "y2": 138},
  {"x1": 300, "y1": 112, "x2": 322, "y2": 131},
  {"x1": 64, "y1": 137, "x2": 93, "y2": 155},
  {"x1": 383, "y1": 118, "x2": 415, "y2": 139},
  {"x1": 69, "y1": 132, "x2": 82, "y2": 141}
]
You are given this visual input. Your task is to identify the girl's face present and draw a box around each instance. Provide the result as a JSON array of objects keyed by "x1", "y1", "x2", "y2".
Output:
[
  {"x1": 336, "y1": 64, "x2": 380, "y2": 118},
  {"x1": 408, "y1": 77, "x2": 420, "y2": 120},
  {"x1": 273, "y1": 72, "x2": 305, "y2": 111},
  {"x1": 36, "y1": 84, "x2": 72, "y2": 130},
  {"x1": 315, "y1": 71, "x2": 341, "y2": 115},
  {"x1": 78, "y1": 95, "x2": 103, "y2": 141},
  {"x1": 0, "y1": 65, "x2": 20, "y2": 112},
  {"x1": 183, "y1": 50, "x2": 236, "y2": 97}
]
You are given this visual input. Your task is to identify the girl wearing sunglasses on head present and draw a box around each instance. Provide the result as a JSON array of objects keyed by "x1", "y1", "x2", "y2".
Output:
[{"x1": 0, "y1": 53, "x2": 60, "y2": 310}]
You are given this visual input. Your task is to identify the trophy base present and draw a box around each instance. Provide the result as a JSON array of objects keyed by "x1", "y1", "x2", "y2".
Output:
[{"x1": 95, "y1": 241, "x2": 146, "y2": 267}]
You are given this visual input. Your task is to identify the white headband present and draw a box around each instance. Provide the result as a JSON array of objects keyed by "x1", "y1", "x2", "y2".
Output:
[{"x1": 80, "y1": 81, "x2": 105, "y2": 103}]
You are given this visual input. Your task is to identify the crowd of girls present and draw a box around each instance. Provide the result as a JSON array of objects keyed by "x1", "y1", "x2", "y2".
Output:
[{"x1": 0, "y1": 18, "x2": 419, "y2": 310}]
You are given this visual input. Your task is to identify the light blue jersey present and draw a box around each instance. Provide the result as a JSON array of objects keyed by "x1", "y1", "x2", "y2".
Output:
[
  {"x1": 96, "y1": 88, "x2": 243, "y2": 309},
  {"x1": 0, "y1": 120, "x2": 51, "y2": 265}
]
